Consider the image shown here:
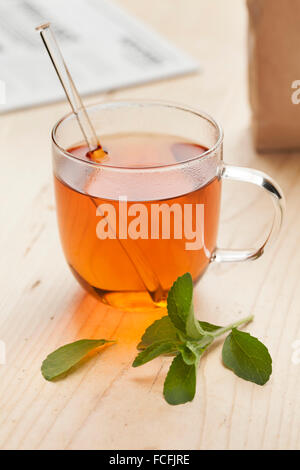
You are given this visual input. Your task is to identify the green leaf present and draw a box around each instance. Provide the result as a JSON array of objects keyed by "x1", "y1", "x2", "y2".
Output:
[
  {"x1": 181, "y1": 337, "x2": 214, "y2": 364},
  {"x1": 167, "y1": 273, "x2": 201, "y2": 340},
  {"x1": 133, "y1": 341, "x2": 180, "y2": 367},
  {"x1": 163, "y1": 354, "x2": 197, "y2": 405},
  {"x1": 198, "y1": 321, "x2": 221, "y2": 333},
  {"x1": 41, "y1": 339, "x2": 114, "y2": 381},
  {"x1": 179, "y1": 334, "x2": 215, "y2": 365},
  {"x1": 179, "y1": 344, "x2": 198, "y2": 365},
  {"x1": 222, "y1": 329, "x2": 272, "y2": 385},
  {"x1": 138, "y1": 316, "x2": 178, "y2": 350}
]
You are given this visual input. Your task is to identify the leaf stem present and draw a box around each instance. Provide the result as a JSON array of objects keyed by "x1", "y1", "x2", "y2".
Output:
[{"x1": 212, "y1": 314, "x2": 254, "y2": 338}]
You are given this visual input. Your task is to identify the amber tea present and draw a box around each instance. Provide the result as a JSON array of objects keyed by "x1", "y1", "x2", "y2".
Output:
[{"x1": 54, "y1": 133, "x2": 221, "y2": 309}]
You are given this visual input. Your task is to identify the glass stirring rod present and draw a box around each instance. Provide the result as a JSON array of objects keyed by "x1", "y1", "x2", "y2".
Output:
[
  {"x1": 36, "y1": 23, "x2": 107, "y2": 162},
  {"x1": 36, "y1": 22, "x2": 164, "y2": 304}
]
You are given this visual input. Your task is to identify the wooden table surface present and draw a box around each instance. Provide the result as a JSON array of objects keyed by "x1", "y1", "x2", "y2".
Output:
[{"x1": 0, "y1": 0, "x2": 299, "y2": 450}]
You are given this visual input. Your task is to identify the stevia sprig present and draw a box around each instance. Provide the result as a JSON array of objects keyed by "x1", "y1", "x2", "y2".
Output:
[{"x1": 133, "y1": 273, "x2": 272, "y2": 405}]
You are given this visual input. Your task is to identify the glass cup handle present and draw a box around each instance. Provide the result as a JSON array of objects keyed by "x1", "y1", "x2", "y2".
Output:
[{"x1": 211, "y1": 164, "x2": 285, "y2": 263}]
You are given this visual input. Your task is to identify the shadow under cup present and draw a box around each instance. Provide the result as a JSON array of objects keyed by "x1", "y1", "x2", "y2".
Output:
[{"x1": 51, "y1": 101, "x2": 225, "y2": 310}]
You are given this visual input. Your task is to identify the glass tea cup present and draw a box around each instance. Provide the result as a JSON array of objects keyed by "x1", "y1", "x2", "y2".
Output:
[{"x1": 52, "y1": 100, "x2": 284, "y2": 310}]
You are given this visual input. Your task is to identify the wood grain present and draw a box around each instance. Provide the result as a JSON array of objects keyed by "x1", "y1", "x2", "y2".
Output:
[{"x1": 0, "y1": 0, "x2": 299, "y2": 450}]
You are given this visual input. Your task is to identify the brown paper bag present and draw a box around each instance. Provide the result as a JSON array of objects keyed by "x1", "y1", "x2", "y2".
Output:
[{"x1": 247, "y1": 0, "x2": 300, "y2": 151}]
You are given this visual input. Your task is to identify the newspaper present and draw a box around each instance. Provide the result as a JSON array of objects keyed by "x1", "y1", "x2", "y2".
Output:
[{"x1": 0, "y1": 0, "x2": 199, "y2": 112}]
